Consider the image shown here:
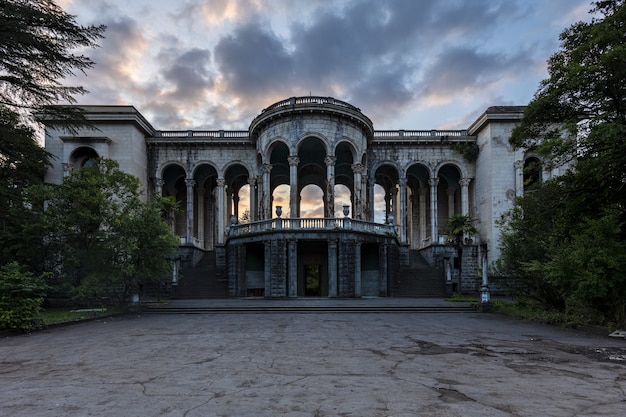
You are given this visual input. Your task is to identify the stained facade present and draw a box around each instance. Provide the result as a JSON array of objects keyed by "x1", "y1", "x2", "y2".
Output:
[{"x1": 42, "y1": 97, "x2": 555, "y2": 297}]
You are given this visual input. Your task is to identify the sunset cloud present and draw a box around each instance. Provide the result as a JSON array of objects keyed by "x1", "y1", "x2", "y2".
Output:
[{"x1": 61, "y1": 0, "x2": 591, "y2": 130}]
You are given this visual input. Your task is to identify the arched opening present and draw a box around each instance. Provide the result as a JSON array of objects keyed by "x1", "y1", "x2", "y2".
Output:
[
  {"x1": 300, "y1": 184, "x2": 324, "y2": 218},
  {"x1": 298, "y1": 137, "x2": 327, "y2": 216},
  {"x1": 193, "y1": 163, "x2": 219, "y2": 249},
  {"x1": 161, "y1": 164, "x2": 187, "y2": 237},
  {"x1": 407, "y1": 164, "x2": 430, "y2": 248},
  {"x1": 373, "y1": 184, "x2": 386, "y2": 224},
  {"x1": 225, "y1": 164, "x2": 250, "y2": 222},
  {"x1": 272, "y1": 184, "x2": 290, "y2": 217},
  {"x1": 374, "y1": 164, "x2": 400, "y2": 224},
  {"x1": 69, "y1": 146, "x2": 99, "y2": 170},
  {"x1": 238, "y1": 184, "x2": 251, "y2": 223},
  {"x1": 334, "y1": 184, "x2": 351, "y2": 216},
  {"x1": 437, "y1": 164, "x2": 462, "y2": 236},
  {"x1": 524, "y1": 157, "x2": 542, "y2": 191}
]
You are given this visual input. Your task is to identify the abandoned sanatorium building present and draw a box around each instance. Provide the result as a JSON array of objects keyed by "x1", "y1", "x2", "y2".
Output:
[{"x1": 42, "y1": 96, "x2": 554, "y2": 299}]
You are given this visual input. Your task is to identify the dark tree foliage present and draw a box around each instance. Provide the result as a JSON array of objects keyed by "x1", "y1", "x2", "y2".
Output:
[
  {"x1": 0, "y1": 0, "x2": 105, "y2": 124},
  {"x1": 500, "y1": 0, "x2": 626, "y2": 327},
  {"x1": 38, "y1": 159, "x2": 179, "y2": 306},
  {"x1": 0, "y1": 0, "x2": 105, "y2": 269},
  {"x1": 0, "y1": 108, "x2": 51, "y2": 268}
]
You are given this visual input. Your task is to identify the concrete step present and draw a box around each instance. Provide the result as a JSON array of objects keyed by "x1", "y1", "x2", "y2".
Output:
[{"x1": 143, "y1": 304, "x2": 474, "y2": 314}]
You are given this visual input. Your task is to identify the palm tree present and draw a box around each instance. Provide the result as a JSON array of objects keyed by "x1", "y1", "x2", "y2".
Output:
[{"x1": 444, "y1": 214, "x2": 478, "y2": 294}]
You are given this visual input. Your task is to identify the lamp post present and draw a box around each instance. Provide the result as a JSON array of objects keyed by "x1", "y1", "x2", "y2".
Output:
[{"x1": 480, "y1": 243, "x2": 491, "y2": 311}]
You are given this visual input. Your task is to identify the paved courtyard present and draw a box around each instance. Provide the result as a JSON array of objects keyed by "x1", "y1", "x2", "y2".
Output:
[{"x1": 1, "y1": 303, "x2": 626, "y2": 416}]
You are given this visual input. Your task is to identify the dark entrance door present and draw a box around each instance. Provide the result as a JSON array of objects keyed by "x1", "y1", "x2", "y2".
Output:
[{"x1": 304, "y1": 264, "x2": 321, "y2": 296}]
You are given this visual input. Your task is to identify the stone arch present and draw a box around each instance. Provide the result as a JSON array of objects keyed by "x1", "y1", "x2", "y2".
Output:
[
  {"x1": 191, "y1": 160, "x2": 219, "y2": 178},
  {"x1": 295, "y1": 132, "x2": 330, "y2": 155},
  {"x1": 263, "y1": 138, "x2": 291, "y2": 164}
]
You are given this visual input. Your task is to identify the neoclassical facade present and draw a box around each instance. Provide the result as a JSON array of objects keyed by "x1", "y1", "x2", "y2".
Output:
[{"x1": 42, "y1": 97, "x2": 552, "y2": 297}]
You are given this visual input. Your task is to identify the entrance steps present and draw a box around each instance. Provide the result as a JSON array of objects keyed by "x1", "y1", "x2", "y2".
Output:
[
  {"x1": 143, "y1": 299, "x2": 474, "y2": 314},
  {"x1": 174, "y1": 251, "x2": 227, "y2": 299},
  {"x1": 394, "y1": 250, "x2": 446, "y2": 297}
]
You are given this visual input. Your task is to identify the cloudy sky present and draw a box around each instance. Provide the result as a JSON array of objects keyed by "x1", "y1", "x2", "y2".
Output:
[{"x1": 58, "y1": 0, "x2": 593, "y2": 132}]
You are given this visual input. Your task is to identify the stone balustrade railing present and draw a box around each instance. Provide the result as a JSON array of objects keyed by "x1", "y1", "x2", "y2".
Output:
[
  {"x1": 228, "y1": 217, "x2": 396, "y2": 237},
  {"x1": 154, "y1": 130, "x2": 249, "y2": 138},
  {"x1": 153, "y1": 129, "x2": 470, "y2": 139},
  {"x1": 373, "y1": 129, "x2": 468, "y2": 137}
]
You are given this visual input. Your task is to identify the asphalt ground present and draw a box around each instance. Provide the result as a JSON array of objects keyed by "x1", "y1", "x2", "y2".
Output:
[{"x1": 1, "y1": 300, "x2": 626, "y2": 417}]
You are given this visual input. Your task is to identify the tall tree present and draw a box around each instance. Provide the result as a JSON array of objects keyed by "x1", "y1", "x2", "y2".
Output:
[
  {"x1": 0, "y1": 0, "x2": 105, "y2": 124},
  {"x1": 510, "y1": 0, "x2": 626, "y2": 213},
  {"x1": 0, "y1": 0, "x2": 105, "y2": 269},
  {"x1": 500, "y1": 0, "x2": 626, "y2": 327},
  {"x1": 39, "y1": 159, "x2": 179, "y2": 305}
]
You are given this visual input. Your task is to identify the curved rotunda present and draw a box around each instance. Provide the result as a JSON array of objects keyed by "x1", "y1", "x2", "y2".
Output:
[{"x1": 43, "y1": 97, "x2": 546, "y2": 298}]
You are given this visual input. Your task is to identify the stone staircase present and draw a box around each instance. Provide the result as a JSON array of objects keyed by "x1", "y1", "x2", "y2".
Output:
[
  {"x1": 174, "y1": 251, "x2": 228, "y2": 299},
  {"x1": 395, "y1": 250, "x2": 446, "y2": 297}
]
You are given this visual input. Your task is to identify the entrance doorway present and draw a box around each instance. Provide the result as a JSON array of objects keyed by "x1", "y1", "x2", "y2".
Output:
[{"x1": 304, "y1": 264, "x2": 321, "y2": 296}]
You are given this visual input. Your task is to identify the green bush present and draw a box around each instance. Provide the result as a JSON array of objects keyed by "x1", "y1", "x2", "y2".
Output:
[{"x1": 0, "y1": 262, "x2": 48, "y2": 332}]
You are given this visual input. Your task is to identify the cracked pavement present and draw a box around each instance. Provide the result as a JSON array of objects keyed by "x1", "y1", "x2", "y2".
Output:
[{"x1": 1, "y1": 307, "x2": 626, "y2": 416}]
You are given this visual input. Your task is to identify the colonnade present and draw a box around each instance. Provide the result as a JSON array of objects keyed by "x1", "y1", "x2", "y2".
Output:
[{"x1": 156, "y1": 162, "x2": 473, "y2": 249}]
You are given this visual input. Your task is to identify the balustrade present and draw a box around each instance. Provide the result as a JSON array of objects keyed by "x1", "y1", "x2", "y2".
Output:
[{"x1": 228, "y1": 217, "x2": 396, "y2": 237}]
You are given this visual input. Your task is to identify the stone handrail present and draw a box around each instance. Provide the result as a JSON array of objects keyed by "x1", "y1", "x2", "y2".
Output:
[
  {"x1": 228, "y1": 217, "x2": 396, "y2": 237},
  {"x1": 153, "y1": 129, "x2": 470, "y2": 139},
  {"x1": 373, "y1": 130, "x2": 468, "y2": 137},
  {"x1": 154, "y1": 130, "x2": 249, "y2": 138}
]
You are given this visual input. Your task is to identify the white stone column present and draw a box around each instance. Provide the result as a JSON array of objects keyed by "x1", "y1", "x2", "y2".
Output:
[
  {"x1": 197, "y1": 188, "x2": 205, "y2": 248},
  {"x1": 288, "y1": 156, "x2": 299, "y2": 218},
  {"x1": 288, "y1": 239, "x2": 298, "y2": 297},
  {"x1": 264, "y1": 241, "x2": 271, "y2": 297},
  {"x1": 380, "y1": 244, "x2": 388, "y2": 296},
  {"x1": 248, "y1": 177, "x2": 257, "y2": 222},
  {"x1": 185, "y1": 178, "x2": 195, "y2": 244},
  {"x1": 227, "y1": 188, "x2": 233, "y2": 222},
  {"x1": 459, "y1": 178, "x2": 471, "y2": 216},
  {"x1": 328, "y1": 240, "x2": 337, "y2": 297},
  {"x1": 325, "y1": 156, "x2": 336, "y2": 217},
  {"x1": 216, "y1": 178, "x2": 225, "y2": 244},
  {"x1": 514, "y1": 160, "x2": 524, "y2": 197},
  {"x1": 428, "y1": 178, "x2": 439, "y2": 242},
  {"x1": 361, "y1": 174, "x2": 369, "y2": 221},
  {"x1": 368, "y1": 176, "x2": 375, "y2": 222},
  {"x1": 262, "y1": 164, "x2": 272, "y2": 220},
  {"x1": 419, "y1": 188, "x2": 427, "y2": 247},
  {"x1": 399, "y1": 177, "x2": 407, "y2": 243},
  {"x1": 352, "y1": 164, "x2": 363, "y2": 219},
  {"x1": 354, "y1": 241, "x2": 362, "y2": 297}
]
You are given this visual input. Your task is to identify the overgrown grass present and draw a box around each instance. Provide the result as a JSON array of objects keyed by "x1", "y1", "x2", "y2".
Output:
[
  {"x1": 37, "y1": 307, "x2": 123, "y2": 325},
  {"x1": 490, "y1": 299, "x2": 600, "y2": 328},
  {"x1": 445, "y1": 293, "x2": 479, "y2": 303}
]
